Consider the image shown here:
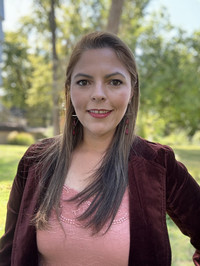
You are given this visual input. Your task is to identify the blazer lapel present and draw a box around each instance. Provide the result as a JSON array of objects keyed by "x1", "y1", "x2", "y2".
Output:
[{"x1": 128, "y1": 155, "x2": 171, "y2": 265}]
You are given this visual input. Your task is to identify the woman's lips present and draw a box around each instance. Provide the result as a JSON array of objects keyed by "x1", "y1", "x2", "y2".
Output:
[{"x1": 88, "y1": 109, "x2": 112, "y2": 118}]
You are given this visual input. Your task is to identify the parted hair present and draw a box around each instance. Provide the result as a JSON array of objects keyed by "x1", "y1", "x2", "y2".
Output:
[{"x1": 33, "y1": 31, "x2": 140, "y2": 234}]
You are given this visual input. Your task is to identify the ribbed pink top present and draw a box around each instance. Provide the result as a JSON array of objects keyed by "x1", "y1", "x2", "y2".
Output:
[{"x1": 36, "y1": 185, "x2": 130, "y2": 266}]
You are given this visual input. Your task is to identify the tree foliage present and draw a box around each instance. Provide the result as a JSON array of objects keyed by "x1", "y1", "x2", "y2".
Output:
[
  {"x1": 1, "y1": 0, "x2": 199, "y2": 138},
  {"x1": 26, "y1": 55, "x2": 53, "y2": 126},
  {"x1": 137, "y1": 10, "x2": 200, "y2": 136}
]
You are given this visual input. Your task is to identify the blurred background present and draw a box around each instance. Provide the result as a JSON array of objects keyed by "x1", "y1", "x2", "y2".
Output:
[
  {"x1": 0, "y1": 0, "x2": 200, "y2": 143},
  {"x1": 0, "y1": 1, "x2": 200, "y2": 265}
]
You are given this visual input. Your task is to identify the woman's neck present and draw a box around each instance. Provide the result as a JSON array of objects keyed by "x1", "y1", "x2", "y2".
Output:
[{"x1": 80, "y1": 132, "x2": 114, "y2": 154}]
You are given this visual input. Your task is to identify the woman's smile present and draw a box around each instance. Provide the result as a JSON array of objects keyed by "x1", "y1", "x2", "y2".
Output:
[{"x1": 87, "y1": 109, "x2": 112, "y2": 118}]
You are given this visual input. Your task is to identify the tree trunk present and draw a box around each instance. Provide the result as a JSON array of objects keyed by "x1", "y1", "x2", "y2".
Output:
[
  {"x1": 106, "y1": 0, "x2": 125, "y2": 34},
  {"x1": 49, "y1": 0, "x2": 60, "y2": 135}
]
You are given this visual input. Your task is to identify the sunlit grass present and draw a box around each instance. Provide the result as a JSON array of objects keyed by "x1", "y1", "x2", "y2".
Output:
[
  {"x1": 0, "y1": 145, "x2": 28, "y2": 236},
  {"x1": 173, "y1": 145, "x2": 200, "y2": 183},
  {"x1": 166, "y1": 145, "x2": 199, "y2": 265}
]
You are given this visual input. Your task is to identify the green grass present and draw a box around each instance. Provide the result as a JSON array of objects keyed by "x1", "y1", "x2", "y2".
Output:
[
  {"x1": 0, "y1": 144, "x2": 199, "y2": 265},
  {"x1": 0, "y1": 145, "x2": 28, "y2": 235},
  {"x1": 168, "y1": 145, "x2": 200, "y2": 265},
  {"x1": 173, "y1": 146, "x2": 200, "y2": 183}
]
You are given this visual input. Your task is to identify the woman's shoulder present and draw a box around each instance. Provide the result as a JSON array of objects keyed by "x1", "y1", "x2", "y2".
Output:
[
  {"x1": 130, "y1": 136, "x2": 175, "y2": 167},
  {"x1": 27, "y1": 137, "x2": 56, "y2": 152},
  {"x1": 19, "y1": 137, "x2": 58, "y2": 167},
  {"x1": 131, "y1": 136, "x2": 173, "y2": 155}
]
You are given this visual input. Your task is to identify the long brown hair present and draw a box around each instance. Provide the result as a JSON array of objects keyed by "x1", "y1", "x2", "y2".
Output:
[{"x1": 34, "y1": 31, "x2": 140, "y2": 233}]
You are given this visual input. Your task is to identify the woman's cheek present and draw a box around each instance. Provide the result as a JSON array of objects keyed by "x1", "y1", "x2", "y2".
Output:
[{"x1": 71, "y1": 90, "x2": 83, "y2": 110}]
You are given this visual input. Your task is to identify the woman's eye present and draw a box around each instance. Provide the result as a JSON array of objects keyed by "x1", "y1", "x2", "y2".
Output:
[
  {"x1": 77, "y1": 80, "x2": 89, "y2": 86},
  {"x1": 110, "y1": 79, "x2": 122, "y2": 86}
]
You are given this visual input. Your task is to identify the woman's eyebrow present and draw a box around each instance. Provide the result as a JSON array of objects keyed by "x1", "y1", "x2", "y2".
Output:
[
  {"x1": 73, "y1": 72, "x2": 126, "y2": 79},
  {"x1": 105, "y1": 72, "x2": 126, "y2": 79},
  {"x1": 74, "y1": 73, "x2": 93, "y2": 79}
]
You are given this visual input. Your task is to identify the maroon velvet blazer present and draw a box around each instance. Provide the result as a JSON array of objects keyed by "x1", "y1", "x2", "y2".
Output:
[{"x1": 0, "y1": 137, "x2": 200, "y2": 266}]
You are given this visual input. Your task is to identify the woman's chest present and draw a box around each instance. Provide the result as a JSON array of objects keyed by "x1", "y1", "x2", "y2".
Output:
[{"x1": 36, "y1": 186, "x2": 130, "y2": 266}]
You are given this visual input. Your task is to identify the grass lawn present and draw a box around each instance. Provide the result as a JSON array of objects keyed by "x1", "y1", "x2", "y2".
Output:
[
  {"x1": 167, "y1": 145, "x2": 200, "y2": 266},
  {"x1": 0, "y1": 145, "x2": 28, "y2": 235},
  {"x1": 0, "y1": 144, "x2": 199, "y2": 265}
]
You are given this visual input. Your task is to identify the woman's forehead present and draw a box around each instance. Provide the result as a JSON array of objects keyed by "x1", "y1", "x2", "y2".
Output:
[{"x1": 71, "y1": 48, "x2": 130, "y2": 78}]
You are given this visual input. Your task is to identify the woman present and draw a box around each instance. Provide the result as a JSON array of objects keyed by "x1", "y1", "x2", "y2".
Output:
[{"x1": 0, "y1": 31, "x2": 200, "y2": 266}]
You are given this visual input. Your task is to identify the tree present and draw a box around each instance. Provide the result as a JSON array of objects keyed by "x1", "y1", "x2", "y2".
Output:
[
  {"x1": 26, "y1": 55, "x2": 53, "y2": 127},
  {"x1": 2, "y1": 31, "x2": 32, "y2": 115},
  {"x1": 119, "y1": 0, "x2": 151, "y2": 49},
  {"x1": 106, "y1": 0, "x2": 125, "y2": 34},
  {"x1": 30, "y1": 0, "x2": 61, "y2": 134},
  {"x1": 49, "y1": 0, "x2": 60, "y2": 135},
  {"x1": 136, "y1": 10, "x2": 200, "y2": 137},
  {"x1": 2, "y1": 30, "x2": 53, "y2": 127}
]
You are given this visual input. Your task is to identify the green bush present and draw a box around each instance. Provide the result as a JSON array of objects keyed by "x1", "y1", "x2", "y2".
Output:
[{"x1": 7, "y1": 131, "x2": 35, "y2": 146}]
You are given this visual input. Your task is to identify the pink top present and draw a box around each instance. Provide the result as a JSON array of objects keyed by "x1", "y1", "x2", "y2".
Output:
[{"x1": 36, "y1": 185, "x2": 130, "y2": 266}]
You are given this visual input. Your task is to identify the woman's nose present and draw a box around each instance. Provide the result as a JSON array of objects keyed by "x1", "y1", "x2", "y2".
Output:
[{"x1": 91, "y1": 83, "x2": 106, "y2": 102}]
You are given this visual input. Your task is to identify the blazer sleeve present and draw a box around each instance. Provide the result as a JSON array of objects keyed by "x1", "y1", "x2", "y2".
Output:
[
  {"x1": 165, "y1": 146, "x2": 200, "y2": 265},
  {"x1": 0, "y1": 145, "x2": 34, "y2": 266}
]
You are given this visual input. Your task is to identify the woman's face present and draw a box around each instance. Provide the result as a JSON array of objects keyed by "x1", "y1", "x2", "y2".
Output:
[{"x1": 70, "y1": 48, "x2": 132, "y2": 140}]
